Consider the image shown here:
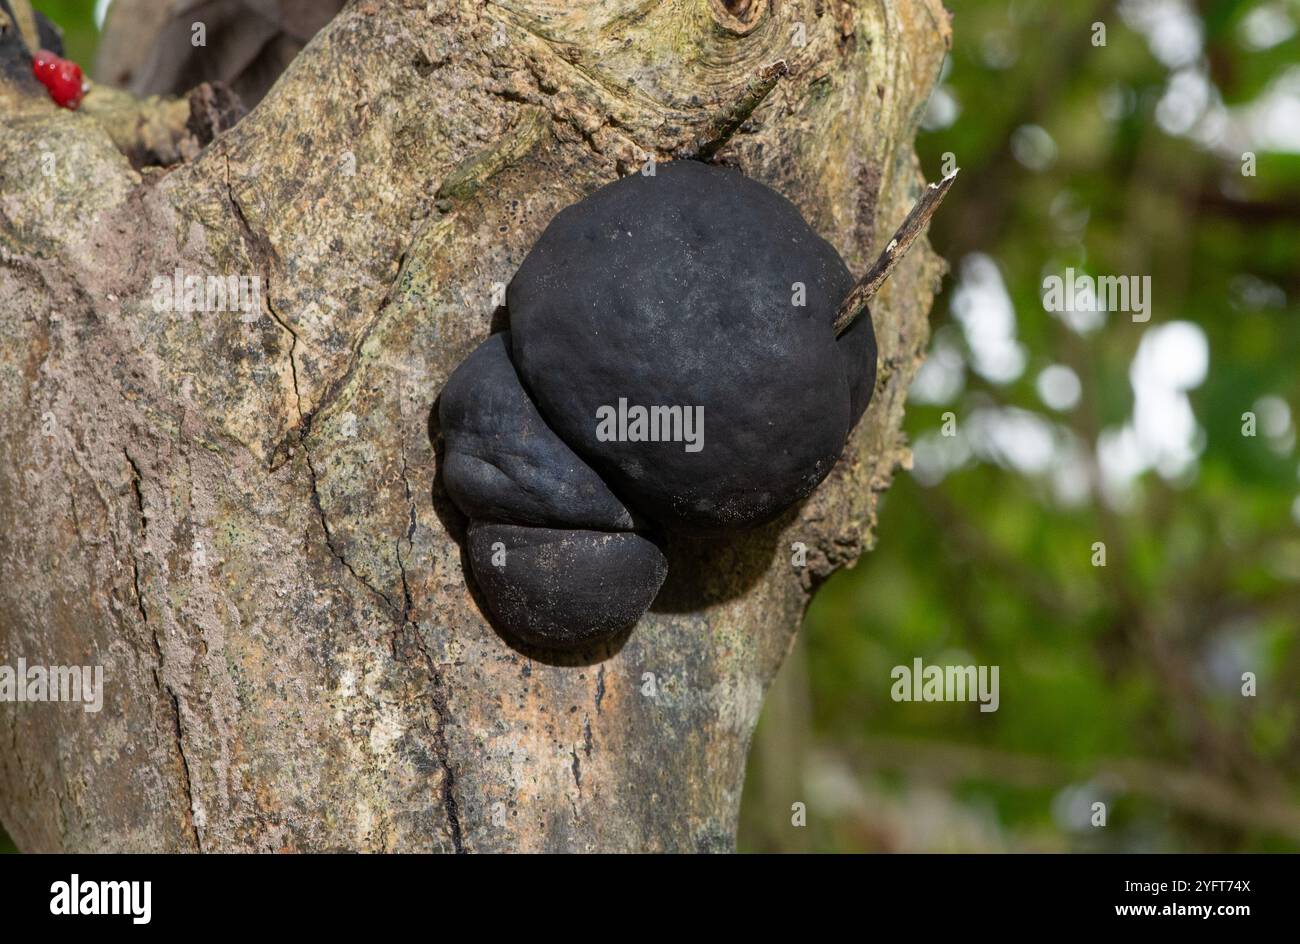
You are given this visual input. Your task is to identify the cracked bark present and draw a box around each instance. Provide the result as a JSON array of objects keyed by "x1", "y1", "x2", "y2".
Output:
[{"x1": 0, "y1": 0, "x2": 950, "y2": 852}]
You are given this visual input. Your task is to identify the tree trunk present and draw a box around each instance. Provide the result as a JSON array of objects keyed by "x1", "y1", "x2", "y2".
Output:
[{"x1": 0, "y1": 0, "x2": 948, "y2": 852}]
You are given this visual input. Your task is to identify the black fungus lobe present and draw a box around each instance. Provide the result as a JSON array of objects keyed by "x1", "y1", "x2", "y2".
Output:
[
  {"x1": 437, "y1": 161, "x2": 877, "y2": 651},
  {"x1": 510, "y1": 160, "x2": 876, "y2": 532}
]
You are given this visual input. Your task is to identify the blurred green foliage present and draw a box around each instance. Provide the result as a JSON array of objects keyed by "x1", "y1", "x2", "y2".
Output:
[{"x1": 741, "y1": 0, "x2": 1300, "y2": 852}]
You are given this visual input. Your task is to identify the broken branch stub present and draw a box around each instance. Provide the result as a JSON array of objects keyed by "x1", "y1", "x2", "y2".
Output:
[{"x1": 834, "y1": 169, "x2": 958, "y2": 336}]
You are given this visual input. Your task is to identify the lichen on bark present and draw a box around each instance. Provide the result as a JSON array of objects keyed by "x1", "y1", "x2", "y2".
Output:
[{"x1": 0, "y1": 0, "x2": 949, "y2": 852}]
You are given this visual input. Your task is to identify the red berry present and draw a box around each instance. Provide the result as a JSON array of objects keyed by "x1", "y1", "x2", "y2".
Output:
[{"x1": 32, "y1": 49, "x2": 86, "y2": 109}]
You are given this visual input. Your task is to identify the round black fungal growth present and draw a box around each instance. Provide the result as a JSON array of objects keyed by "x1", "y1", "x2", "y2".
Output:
[
  {"x1": 440, "y1": 333, "x2": 666, "y2": 650},
  {"x1": 436, "y1": 160, "x2": 883, "y2": 652},
  {"x1": 509, "y1": 160, "x2": 876, "y2": 532},
  {"x1": 836, "y1": 304, "x2": 878, "y2": 426},
  {"x1": 467, "y1": 522, "x2": 668, "y2": 651},
  {"x1": 440, "y1": 332, "x2": 638, "y2": 531}
]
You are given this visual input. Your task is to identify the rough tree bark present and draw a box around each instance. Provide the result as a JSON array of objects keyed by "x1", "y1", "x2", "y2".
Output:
[{"x1": 0, "y1": 0, "x2": 949, "y2": 852}]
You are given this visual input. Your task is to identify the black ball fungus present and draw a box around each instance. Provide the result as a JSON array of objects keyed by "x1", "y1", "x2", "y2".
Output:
[
  {"x1": 440, "y1": 332, "x2": 639, "y2": 531},
  {"x1": 510, "y1": 160, "x2": 876, "y2": 532},
  {"x1": 437, "y1": 161, "x2": 880, "y2": 652},
  {"x1": 439, "y1": 332, "x2": 670, "y2": 651},
  {"x1": 467, "y1": 523, "x2": 668, "y2": 651}
]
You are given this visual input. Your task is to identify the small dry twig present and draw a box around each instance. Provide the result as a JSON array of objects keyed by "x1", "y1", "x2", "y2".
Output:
[{"x1": 834, "y1": 169, "x2": 958, "y2": 336}]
